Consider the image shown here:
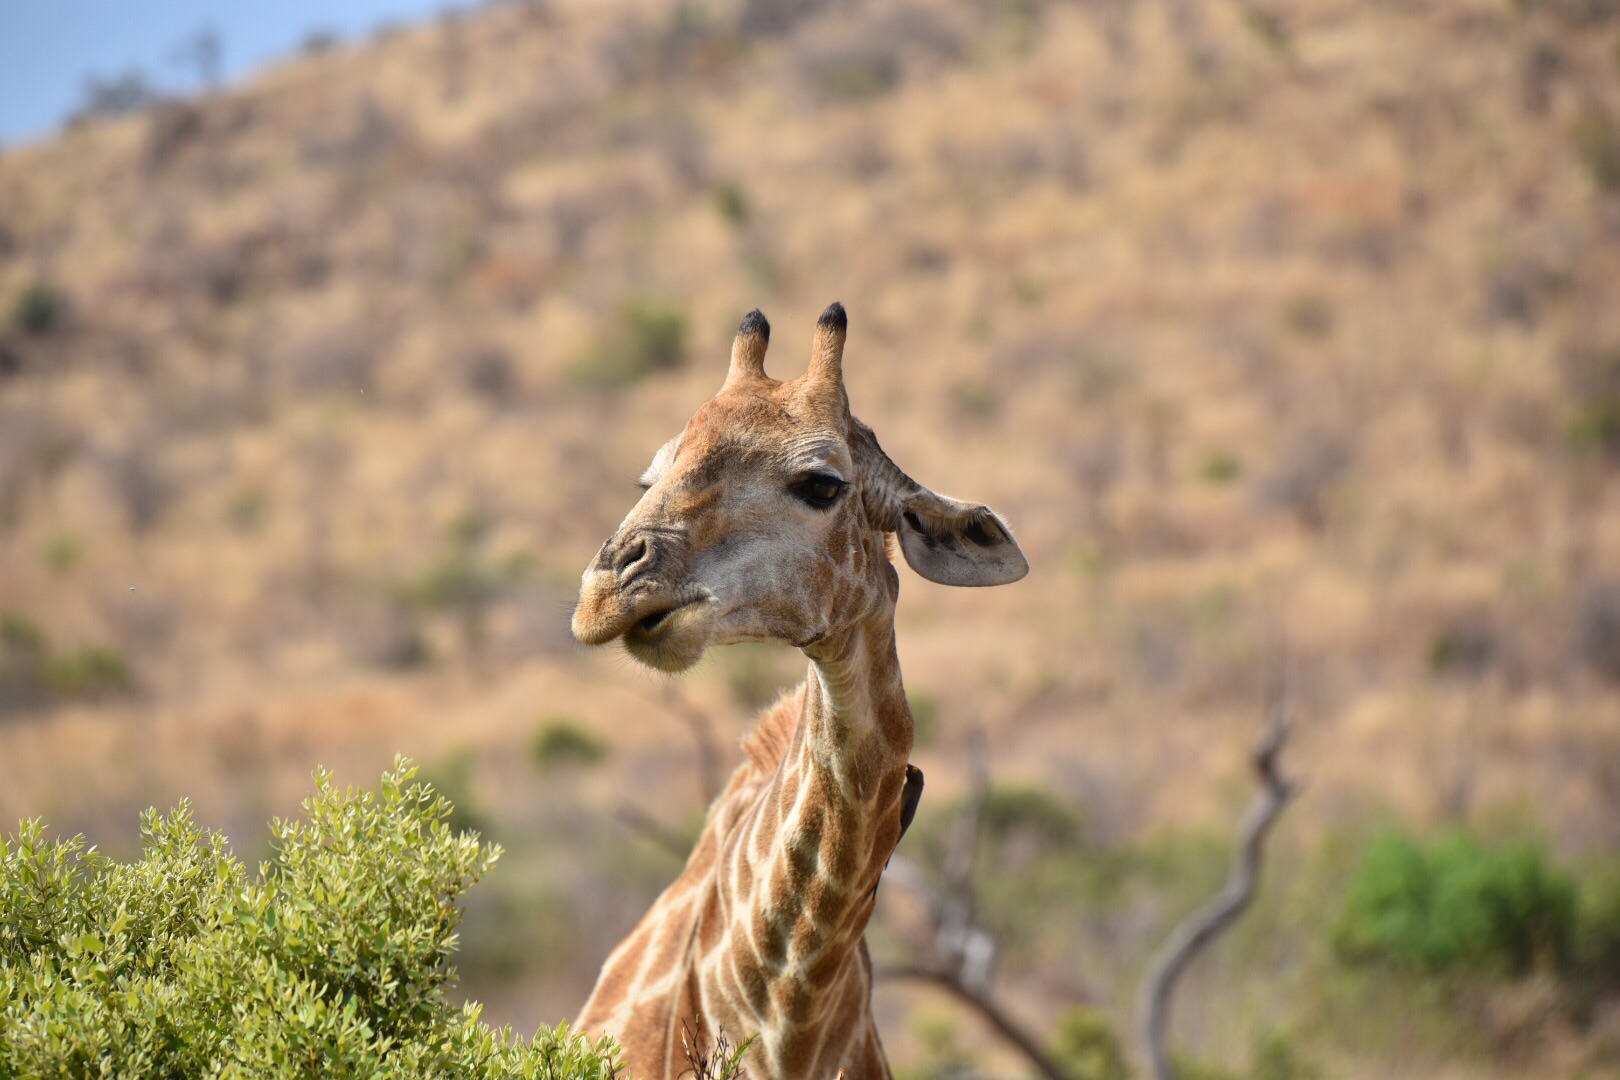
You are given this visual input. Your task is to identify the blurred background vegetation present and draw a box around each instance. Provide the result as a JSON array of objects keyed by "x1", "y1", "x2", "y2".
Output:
[{"x1": 2, "y1": 0, "x2": 1620, "y2": 1075}]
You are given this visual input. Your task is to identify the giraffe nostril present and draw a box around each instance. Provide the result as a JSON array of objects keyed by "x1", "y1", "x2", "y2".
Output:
[{"x1": 614, "y1": 537, "x2": 651, "y2": 578}]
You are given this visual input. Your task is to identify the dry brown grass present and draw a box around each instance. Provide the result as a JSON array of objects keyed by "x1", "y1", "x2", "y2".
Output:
[{"x1": 2, "y1": 0, "x2": 1620, "y2": 1075}]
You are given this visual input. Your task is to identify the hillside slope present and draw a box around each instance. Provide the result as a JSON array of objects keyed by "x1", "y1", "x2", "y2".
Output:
[{"x1": 2, "y1": 0, "x2": 1619, "y2": 1074}]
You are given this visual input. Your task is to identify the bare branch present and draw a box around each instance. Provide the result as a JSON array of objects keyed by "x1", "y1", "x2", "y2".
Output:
[
  {"x1": 613, "y1": 802, "x2": 694, "y2": 861},
  {"x1": 877, "y1": 729, "x2": 1062, "y2": 1080},
  {"x1": 1137, "y1": 705, "x2": 1297, "y2": 1080},
  {"x1": 878, "y1": 964, "x2": 1069, "y2": 1080}
]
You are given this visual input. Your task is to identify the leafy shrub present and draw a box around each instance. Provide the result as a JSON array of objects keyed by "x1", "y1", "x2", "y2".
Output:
[
  {"x1": 978, "y1": 784, "x2": 1084, "y2": 853},
  {"x1": 1251, "y1": 1029, "x2": 1320, "y2": 1080},
  {"x1": 227, "y1": 485, "x2": 270, "y2": 532},
  {"x1": 711, "y1": 182, "x2": 749, "y2": 226},
  {"x1": 572, "y1": 298, "x2": 689, "y2": 387},
  {"x1": 402, "y1": 519, "x2": 531, "y2": 652},
  {"x1": 1426, "y1": 618, "x2": 1496, "y2": 678},
  {"x1": 909, "y1": 783, "x2": 1100, "y2": 954},
  {"x1": 1562, "y1": 344, "x2": 1620, "y2": 461},
  {"x1": 906, "y1": 691, "x2": 941, "y2": 749},
  {"x1": 1199, "y1": 450, "x2": 1242, "y2": 484},
  {"x1": 0, "y1": 759, "x2": 625, "y2": 1078},
  {"x1": 420, "y1": 748, "x2": 495, "y2": 837},
  {"x1": 1049, "y1": 1007, "x2": 1128, "y2": 1080},
  {"x1": 0, "y1": 612, "x2": 46, "y2": 657},
  {"x1": 1573, "y1": 860, "x2": 1620, "y2": 995},
  {"x1": 532, "y1": 719, "x2": 610, "y2": 771},
  {"x1": 40, "y1": 644, "x2": 132, "y2": 698},
  {"x1": 39, "y1": 531, "x2": 84, "y2": 574},
  {"x1": 1334, "y1": 831, "x2": 1576, "y2": 976},
  {"x1": 1170, "y1": 1031, "x2": 1318, "y2": 1080},
  {"x1": 11, "y1": 282, "x2": 63, "y2": 336},
  {"x1": 0, "y1": 613, "x2": 133, "y2": 709},
  {"x1": 1572, "y1": 105, "x2": 1620, "y2": 195}
]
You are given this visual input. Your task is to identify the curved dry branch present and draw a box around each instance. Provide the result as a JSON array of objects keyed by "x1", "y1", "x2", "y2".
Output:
[
  {"x1": 878, "y1": 964, "x2": 1069, "y2": 1080},
  {"x1": 875, "y1": 728, "x2": 1068, "y2": 1080},
  {"x1": 613, "y1": 801, "x2": 695, "y2": 860},
  {"x1": 1138, "y1": 709, "x2": 1297, "y2": 1080}
]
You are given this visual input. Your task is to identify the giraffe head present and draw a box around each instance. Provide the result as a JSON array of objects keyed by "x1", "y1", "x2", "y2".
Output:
[{"x1": 572, "y1": 303, "x2": 1028, "y2": 672}]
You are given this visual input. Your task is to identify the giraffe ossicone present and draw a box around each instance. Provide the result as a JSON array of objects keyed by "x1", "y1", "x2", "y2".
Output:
[{"x1": 572, "y1": 303, "x2": 1027, "y2": 1078}]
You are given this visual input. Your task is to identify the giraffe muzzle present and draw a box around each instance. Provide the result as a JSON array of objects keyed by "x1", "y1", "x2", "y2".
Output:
[
  {"x1": 572, "y1": 553, "x2": 715, "y2": 671},
  {"x1": 621, "y1": 597, "x2": 712, "y2": 672}
]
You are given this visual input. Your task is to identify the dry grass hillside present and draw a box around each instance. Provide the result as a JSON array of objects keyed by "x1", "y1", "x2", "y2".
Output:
[{"x1": 3, "y1": 0, "x2": 1620, "y2": 1075}]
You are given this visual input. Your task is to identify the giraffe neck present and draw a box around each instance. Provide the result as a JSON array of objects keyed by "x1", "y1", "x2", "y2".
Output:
[
  {"x1": 801, "y1": 598, "x2": 912, "y2": 781},
  {"x1": 709, "y1": 595, "x2": 913, "y2": 1075}
]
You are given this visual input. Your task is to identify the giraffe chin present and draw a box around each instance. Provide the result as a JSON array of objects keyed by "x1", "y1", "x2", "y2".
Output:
[{"x1": 621, "y1": 600, "x2": 712, "y2": 672}]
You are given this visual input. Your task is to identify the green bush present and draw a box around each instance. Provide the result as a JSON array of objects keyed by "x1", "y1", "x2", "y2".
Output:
[
  {"x1": 1199, "y1": 450, "x2": 1242, "y2": 484},
  {"x1": 1049, "y1": 1007, "x2": 1128, "y2": 1080},
  {"x1": 11, "y1": 282, "x2": 63, "y2": 336},
  {"x1": 1572, "y1": 105, "x2": 1620, "y2": 195},
  {"x1": 0, "y1": 612, "x2": 133, "y2": 708},
  {"x1": 0, "y1": 759, "x2": 624, "y2": 1078},
  {"x1": 906, "y1": 691, "x2": 941, "y2": 749},
  {"x1": 532, "y1": 719, "x2": 610, "y2": 771},
  {"x1": 41, "y1": 644, "x2": 132, "y2": 698},
  {"x1": 39, "y1": 532, "x2": 85, "y2": 575},
  {"x1": 978, "y1": 784, "x2": 1084, "y2": 852},
  {"x1": 711, "y1": 182, "x2": 748, "y2": 227},
  {"x1": 1573, "y1": 860, "x2": 1620, "y2": 995},
  {"x1": 1334, "y1": 831, "x2": 1576, "y2": 976},
  {"x1": 572, "y1": 298, "x2": 689, "y2": 387}
]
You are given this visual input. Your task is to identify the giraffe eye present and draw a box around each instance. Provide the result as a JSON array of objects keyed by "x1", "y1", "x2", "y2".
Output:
[{"x1": 792, "y1": 473, "x2": 846, "y2": 510}]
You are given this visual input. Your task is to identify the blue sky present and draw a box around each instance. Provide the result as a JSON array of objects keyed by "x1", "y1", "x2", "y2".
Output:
[{"x1": 0, "y1": 0, "x2": 457, "y2": 146}]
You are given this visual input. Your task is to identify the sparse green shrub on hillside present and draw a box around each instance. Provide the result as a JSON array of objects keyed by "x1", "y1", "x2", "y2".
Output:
[
  {"x1": 1334, "y1": 831, "x2": 1576, "y2": 976},
  {"x1": 572, "y1": 298, "x2": 689, "y2": 387},
  {"x1": 39, "y1": 531, "x2": 84, "y2": 575},
  {"x1": 1049, "y1": 1007, "x2": 1128, "y2": 1080},
  {"x1": 711, "y1": 182, "x2": 749, "y2": 226},
  {"x1": 532, "y1": 718, "x2": 610, "y2": 771},
  {"x1": 1564, "y1": 345, "x2": 1620, "y2": 461},
  {"x1": 0, "y1": 612, "x2": 132, "y2": 710},
  {"x1": 1199, "y1": 450, "x2": 1242, "y2": 484},
  {"x1": 40, "y1": 644, "x2": 132, "y2": 698},
  {"x1": 1573, "y1": 861, "x2": 1620, "y2": 997},
  {"x1": 905, "y1": 691, "x2": 941, "y2": 749},
  {"x1": 402, "y1": 515, "x2": 533, "y2": 652},
  {"x1": 10, "y1": 282, "x2": 63, "y2": 337},
  {"x1": 1572, "y1": 105, "x2": 1620, "y2": 195},
  {"x1": 977, "y1": 784, "x2": 1085, "y2": 854},
  {"x1": 0, "y1": 759, "x2": 625, "y2": 1079}
]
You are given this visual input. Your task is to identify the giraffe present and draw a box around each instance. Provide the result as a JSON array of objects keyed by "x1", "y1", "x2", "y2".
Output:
[{"x1": 570, "y1": 302, "x2": 1028, "y2": 1078}]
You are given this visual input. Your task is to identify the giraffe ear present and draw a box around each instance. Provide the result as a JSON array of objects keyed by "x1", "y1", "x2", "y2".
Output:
[
  {"x1": 851, "y1": 417, "x2": 1028, "y2": 587},
  {"x1": 894, "y1": 487, "x2": 1029, "y2": 587}
]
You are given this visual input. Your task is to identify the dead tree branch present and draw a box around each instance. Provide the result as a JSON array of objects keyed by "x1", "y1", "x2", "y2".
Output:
[
  {"x1": 1138, "y1": 706, "x2": 1297, "y2": 1080},
  {"x1": 877, "y1": 964, "x2": 1069, "y2": 1080},
  {"x1": 614, "y1": 802, "x2": 694, "y2": 861},
  {"x1": 877, "y1": 726, "x2": 1066, "y2": 1080}
]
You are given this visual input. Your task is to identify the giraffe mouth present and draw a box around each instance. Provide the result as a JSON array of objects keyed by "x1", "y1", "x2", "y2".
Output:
[
  {"x1": 622, "y1": 598, "x2": 712, "y2": 672},
  {"x1": 636, "y1": 607, "x2": 677, "y2": 634}
]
